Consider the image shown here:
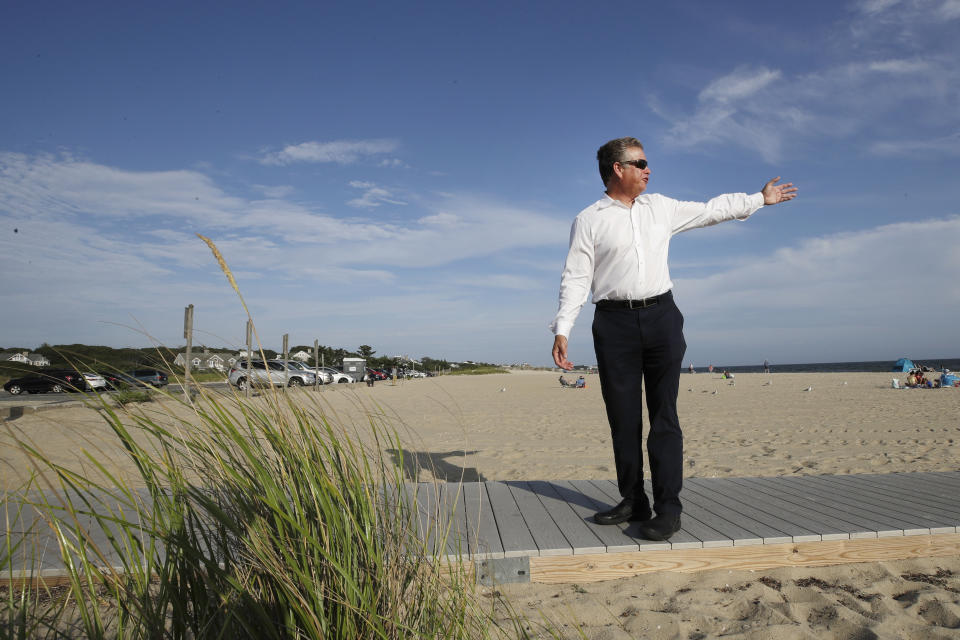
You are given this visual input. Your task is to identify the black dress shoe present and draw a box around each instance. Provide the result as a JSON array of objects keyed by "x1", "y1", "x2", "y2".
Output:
[
  {"x1": 636, "y1": 514, "x2": 681, "y2": 540},
  {"x1": 594, "y1": 499, "x2": 652, "y2": 525}
]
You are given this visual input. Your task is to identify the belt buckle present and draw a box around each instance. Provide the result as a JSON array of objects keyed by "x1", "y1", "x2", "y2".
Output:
[{"x1": 631, "y1": 296, "x2": 656, "y2": 309}]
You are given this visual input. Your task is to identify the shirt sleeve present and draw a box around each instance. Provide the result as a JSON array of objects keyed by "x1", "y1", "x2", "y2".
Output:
[
  {"x1": 550, "y1": 215, "x2": 594, "y2": 337},
  {"x1": 668, "y1": 192, "x2": 765, "y2": 235}
]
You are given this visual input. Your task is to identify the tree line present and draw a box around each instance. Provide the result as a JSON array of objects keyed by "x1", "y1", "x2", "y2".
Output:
[{"x1": 1, "y1": 343, "x2": 496, "y2": 377}]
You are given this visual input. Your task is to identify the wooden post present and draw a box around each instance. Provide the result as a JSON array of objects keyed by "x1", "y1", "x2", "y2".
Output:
[
  {"x1": 313, "y1": 339, "x2": 319, "y2": 391},
  {"x1": 282, "y1": 333, "x2": 289, "y2": 391},
  {"x1": 183, "y1": 304, "x2": 194, "y2": 401},
  {"x1": 245, "y1": 319, "x2": 252, "y2": 398}
]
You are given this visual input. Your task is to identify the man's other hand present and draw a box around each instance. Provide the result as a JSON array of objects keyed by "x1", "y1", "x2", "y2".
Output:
[
  {"x1": 762, "y1": 177, "x2": 798, "y2": 205},
  {"x1": 552, "y1": 335, "x2": 574, "y2": 370}
]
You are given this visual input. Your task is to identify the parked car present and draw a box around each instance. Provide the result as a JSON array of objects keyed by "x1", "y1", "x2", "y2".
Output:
[
  {"x1": 3, "y1": 369, "x2": 90, "y2": 395},
  {"x1": 366, "y1": 368, "x2": 388, "y2": 381},
  {"x1": 319, "y1": 366, "x2": 354, "y2": 384},
  {"x1": 99, "y1": 369, "x2": 168, "y2": 389},
  {"x1": 228, "y1": 360, "x2": 315, "y2": 391},
  {"x1": 126, "y1": 369, "x2": 169, "y2": 387},
  {"x1": 286, "y1": 360, "x2": 333, "y2": 384},
  {"x1": 81, "y1": 372, "x2": 108, "y2": 391}
]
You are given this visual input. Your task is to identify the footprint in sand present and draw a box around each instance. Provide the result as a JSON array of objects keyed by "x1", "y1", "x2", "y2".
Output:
[{"x1": 917, "y1": 598, "x2": 960, "y2": 629}]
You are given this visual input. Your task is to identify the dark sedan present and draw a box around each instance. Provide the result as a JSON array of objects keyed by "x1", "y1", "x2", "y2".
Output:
[
  {"x1": 3, "y1": 370, "x2": 88, "y2": 395},
  {"x1": 100, "y1": 369, "x2": 169, "y2": 389}
]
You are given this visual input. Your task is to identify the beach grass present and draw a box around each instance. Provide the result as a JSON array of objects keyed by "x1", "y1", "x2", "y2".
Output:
[
  {"x1": 1, "y1": 235, "x2": 560, "y2": 639},
  {"x1": 2, "y1": 381, "x2": 518, "y2": 639}
]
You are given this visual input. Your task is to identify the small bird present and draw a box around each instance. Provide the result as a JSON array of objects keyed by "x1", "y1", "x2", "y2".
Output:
[
  {"x1": 711, "y1": 390, "x2": 719, "y2": 395},
  {"x1": 763, "y1": 380, "x2": 772, "y2": 386},
  {"x1": 803, "y1": 386, "x2": 813, "y2": 392},
  {"x1": 499, "y1": 387, "x2": 506, "y2": 392}
]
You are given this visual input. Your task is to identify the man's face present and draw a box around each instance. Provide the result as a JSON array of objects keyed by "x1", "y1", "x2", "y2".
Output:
[{"x1": 617, "y1": 147, "x2": 650, "y2": 197}]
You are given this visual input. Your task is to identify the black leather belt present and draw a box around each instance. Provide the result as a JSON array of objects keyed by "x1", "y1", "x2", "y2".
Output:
[{"x1": 596, "y1": 291, "x2": 671, "y2": 309}]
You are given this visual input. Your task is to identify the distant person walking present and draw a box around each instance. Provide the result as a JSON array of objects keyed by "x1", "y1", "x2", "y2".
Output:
[
  {"x1": 763, "y1": 359, "x2": 771, "y2": 374},
  {"x1": 550, "y1": 137, "x2": 797, "y2": 541},
  {"x1": 688, "y1": 363, "x2": 695, "y2": 374}
]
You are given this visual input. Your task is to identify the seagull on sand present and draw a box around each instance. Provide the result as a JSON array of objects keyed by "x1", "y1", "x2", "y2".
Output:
[
  {"x1": 803, "y1": 386, "x2": 813, "y2": 392},
  {"x1": 499, "y1": 387, "x2": 506, "y2": 392}
]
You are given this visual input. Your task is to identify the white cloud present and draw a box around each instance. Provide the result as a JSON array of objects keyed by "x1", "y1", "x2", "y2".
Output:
[
  {"x1": 661, "y1": 56, "x2": 959, "y2": 162},
  {"x1": 941, "y1": 0, "x2": 960, "y2": 19},
  {"x1": 259, "y1": 139, "x2": 399, "y2": 166},
  {"x1": 451, "y1": 274, "x2": 543, "y2": 290},
  {"x1": 675, "y1": 216, "x2": 960, "y2": 362},
  {"x1": 417, "y1": 212, "x2": 459, "y2": 226},
  {"x1": 253, "y1": 184, "x2": 295, "y2": 198},
  {"x1": 346, "y1": 181, "x2": 407, "y2": 208},
  {"x1": 698, "y1": 67, "x2": 782, "y2": 104},
  {"x1": 870, "y1": 130, "x2": 960, "y2": 156}
]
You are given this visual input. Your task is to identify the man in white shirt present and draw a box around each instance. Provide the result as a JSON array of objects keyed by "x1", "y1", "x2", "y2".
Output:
[{"x1": 550, "y1": 137, "x2": 796, "y2": 540}]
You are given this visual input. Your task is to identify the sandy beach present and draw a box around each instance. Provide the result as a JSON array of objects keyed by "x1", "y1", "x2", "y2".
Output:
[{"x1": 3, "y1": 370, "x2": 959, "y2": 638}]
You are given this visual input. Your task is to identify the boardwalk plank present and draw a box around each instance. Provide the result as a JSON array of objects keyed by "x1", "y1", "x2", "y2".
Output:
[
  {"x1": 728, "y1": 477, "x2": 856, "y2": 540},
  {"x1": 758, "y1": 476, "x2": 893, "y2": 538},
  {"x1": 703, "y1": 478, "x2": 822, "y2": 542},
  {"x1": 857, "y1": 473, "x2": 960, "y2": 519},
  {"x1": 463, "y1": 482, "x2": 504, "y2": 559},
  {"x1": 800, "y1": 475, "x2": 935, "y2": 535},
  {"x1": 485, "y1": 481, "x2": 539, "y2": 558},
  {"x1": 529, "y1": 481, "x2": 605, "y2": 555},
  {"x1": 684, "y1": 479, "x2": 794, "y2": 544},
  {"x1": 855, "y1": 473, "x2": 960, "y2": 507},
  {"x1": 438, "y1": 482, "x2": 468, "y2": 558},
  {"x1": 767, "y1": 477, "x2": 904, "y2": 537},
  {"x1": 825, "y1": 474, "x2": 960, "y2": 524},
  {"x1": 504, "y1": 481, "x2": 571, "y2": 557},
  {"x1": 562, "y1": 480, "x2": 641, "y2": 552},
  {"x1": 675, "y1": 484, "x2": 764, "y2": 546},
  {"x1": 810, "y1": 475, "x2": 954, "y2": 535},
  {"x1": 416, "y1": 481, "x2": 453, "y2": 557}
]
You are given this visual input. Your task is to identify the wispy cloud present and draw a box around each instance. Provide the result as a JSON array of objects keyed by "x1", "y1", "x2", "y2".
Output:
[
  {"x1": 698, "y1": 67, "x2": 782, "y2": 104},
  {"x1": 870, "y1": 130, "x2": 960, "y2": 156},
  {"x1": 259, "y1": 139, "x2": 399, "y2": 166},
  {"x1": 659, "y1": 3, "x2": 960, "y2": 163},
  {"x1": 675, "y1": 215, "x2": 960, "y2": 361},
  {"x1": 346, "y1": 181, "x2": 408, "y2": 208}
]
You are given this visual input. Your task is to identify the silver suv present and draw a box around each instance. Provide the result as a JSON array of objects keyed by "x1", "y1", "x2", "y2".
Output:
[
  {"x1": 286, "y1": 360, "x2": 333, "y2": 384},
  {"x1": 228, "y1": 360, "x2": 316, "y2": 391}
]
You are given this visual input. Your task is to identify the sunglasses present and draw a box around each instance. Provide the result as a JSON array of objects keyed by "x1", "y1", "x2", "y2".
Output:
[{"x1": 619, "y1": 159, "x2": 648, "y2": 170}]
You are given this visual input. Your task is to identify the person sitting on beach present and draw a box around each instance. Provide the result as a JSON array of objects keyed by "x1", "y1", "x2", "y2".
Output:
[
  {"x1": 904, "y1": 372, "x2": 918, "y2": 387},
  {"x1": 721, "y1": 370, "x2": 734, "y2": 379},
  {"x1": 559, "y1": 375, "x2": 574, "y2": 388},
  {"x1": 576, "y1": 375, "x2": 586, "y2": 388}
]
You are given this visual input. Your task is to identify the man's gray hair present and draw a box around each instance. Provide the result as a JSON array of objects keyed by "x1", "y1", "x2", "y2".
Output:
[{"x1": 597, "y1": 137, "x2": 644, "y2": 186}]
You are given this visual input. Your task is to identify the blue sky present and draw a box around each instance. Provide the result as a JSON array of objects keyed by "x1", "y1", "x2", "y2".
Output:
[{"x1": 2, "y1": 0, "x2": 959, "y2": 367}]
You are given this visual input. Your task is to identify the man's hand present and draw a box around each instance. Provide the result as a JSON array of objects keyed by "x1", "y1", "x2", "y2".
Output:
[
  {"x1": 762, "y1": 177, "x2": 798, "y2": 205},
  {"x1": 552, "y1": 335, "x2": 574, "y2": 370}
]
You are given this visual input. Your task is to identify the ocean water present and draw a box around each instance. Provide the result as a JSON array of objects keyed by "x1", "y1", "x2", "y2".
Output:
[{"x1": 694, "y1": 358, "x2": 960, "y2": 375}]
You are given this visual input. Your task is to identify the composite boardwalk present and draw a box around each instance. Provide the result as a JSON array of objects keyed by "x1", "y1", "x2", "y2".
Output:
[
  {"x1": 409, "y1": 472, "x2": 960, "y2": 584},
  {"x1": 4, "y1": 472, "x2": 960, "y2": 586}
]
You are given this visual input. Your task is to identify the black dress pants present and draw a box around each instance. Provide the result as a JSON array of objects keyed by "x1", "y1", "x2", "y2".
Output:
[{"x1": 592, "y1": 293, "x2": 686, "y2": 517}]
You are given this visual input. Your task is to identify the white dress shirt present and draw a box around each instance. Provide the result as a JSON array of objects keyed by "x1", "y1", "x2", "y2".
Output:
[{"x1": 550, "y1": 191, "x2": 765, "y2": 337}]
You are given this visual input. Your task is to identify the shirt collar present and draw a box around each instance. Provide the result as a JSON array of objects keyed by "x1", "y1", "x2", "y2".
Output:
[{"x1": 599, "y1": 193, "x2": 648, "y2": 210}]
